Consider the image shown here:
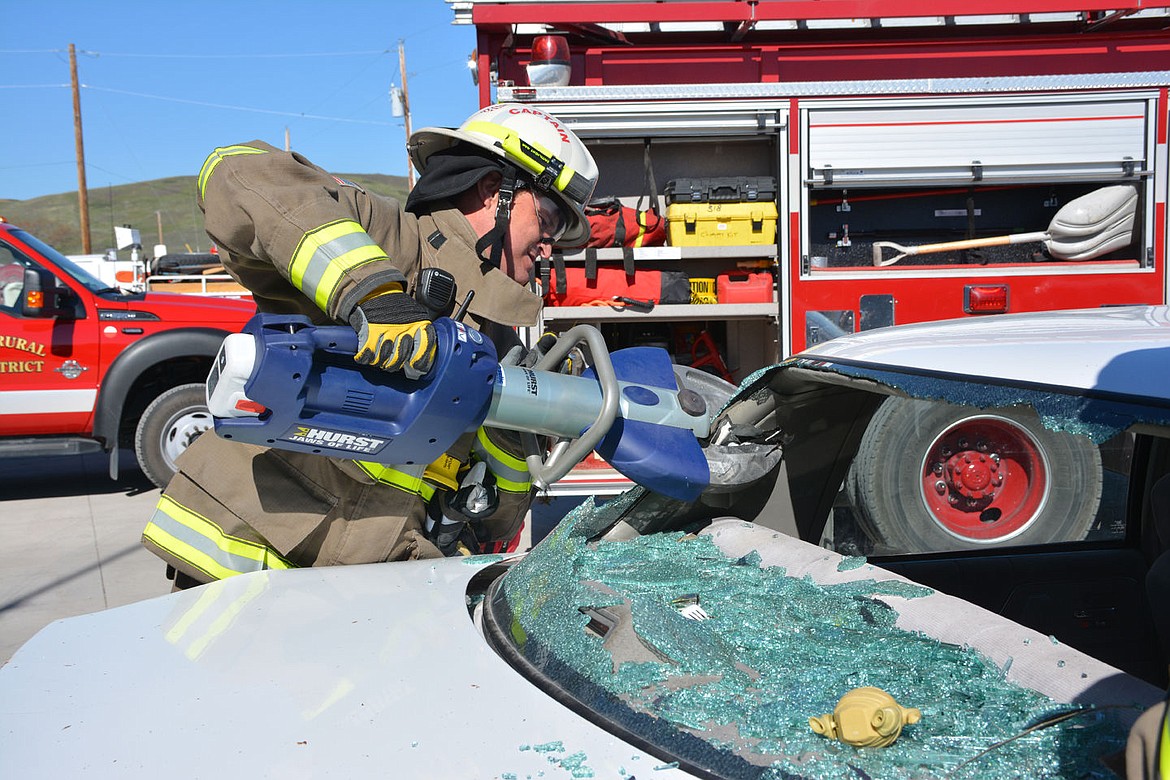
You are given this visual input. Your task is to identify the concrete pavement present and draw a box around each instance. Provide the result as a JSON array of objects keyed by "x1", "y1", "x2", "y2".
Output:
[
  {"x1": 0, "y1": 451, "x2": 168, "y2": 665},
  {"x1": 0, "y1": 450, "x2": 578, "y2": 665}
]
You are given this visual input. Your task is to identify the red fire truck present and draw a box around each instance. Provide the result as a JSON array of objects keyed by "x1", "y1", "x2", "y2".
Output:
[
  {"x1": 457, "y1": 0, "x2": 1169, "y2": 348},
  {"x1": 453, "y1": 0, "x2": 1170, "y2": 550}
]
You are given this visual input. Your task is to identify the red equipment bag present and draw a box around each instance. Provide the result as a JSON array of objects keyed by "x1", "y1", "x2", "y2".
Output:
[
  {"x1": 584, "y1": 197, "x2": 667, "y2": 249},
  {"x1": 582, "y1": 141, "x2": 666, "y2": 249},
  {"x1": 544, "y1": 266, "x2": 690, "y2": 307}
]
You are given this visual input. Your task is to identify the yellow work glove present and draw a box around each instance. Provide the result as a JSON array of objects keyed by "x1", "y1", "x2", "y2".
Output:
[{"x1": 348, "y1": 288, "x2": 436, "y2": 377}]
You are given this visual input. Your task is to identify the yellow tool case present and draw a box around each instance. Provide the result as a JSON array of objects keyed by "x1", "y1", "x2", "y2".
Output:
[{"x1": 665, "y1": 177, "x2": 778, "y2": 247}]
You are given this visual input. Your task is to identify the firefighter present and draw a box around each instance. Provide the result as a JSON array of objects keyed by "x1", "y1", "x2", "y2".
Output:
[
  {"x1": 1127, "y1": 695, "x2": 1169, "y2": 779},
  {"x1": 142, "y1": 104, "x2": 598, "y2": 588}
]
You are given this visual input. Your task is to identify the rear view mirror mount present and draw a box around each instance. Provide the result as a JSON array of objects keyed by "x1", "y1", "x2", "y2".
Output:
[{"x1": 21, "y1": 267, "x2": 71, "y2": 319}]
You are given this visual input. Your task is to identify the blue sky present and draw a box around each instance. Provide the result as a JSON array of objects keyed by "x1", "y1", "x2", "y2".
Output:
[{"x1": 1, "y1": 0, "x2": 481, "y2": 201}]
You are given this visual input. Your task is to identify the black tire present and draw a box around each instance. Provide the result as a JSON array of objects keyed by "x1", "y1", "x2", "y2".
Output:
[
  {"x1": 845, "y1": 396, "x2": 1102, "y2": 553},
  {"x1": 134, "y1": 383, "x2": 212, "y2": 489}
]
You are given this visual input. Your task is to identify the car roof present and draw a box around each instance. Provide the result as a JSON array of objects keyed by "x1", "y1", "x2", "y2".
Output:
[{"x1": 800, "y1": 305, "x2": 1170, "y2": 403}]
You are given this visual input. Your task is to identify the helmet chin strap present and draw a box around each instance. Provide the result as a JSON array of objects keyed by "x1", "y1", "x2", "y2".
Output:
[{"x1": 474, "y1": 166, "x2": 520, "y2": 268}]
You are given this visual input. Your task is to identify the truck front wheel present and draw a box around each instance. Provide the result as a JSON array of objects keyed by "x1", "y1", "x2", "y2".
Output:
[
  {"x1": 134, "y1": 383, "x2": 212, "y2": 489},
  {"x1": 846, "y1": 397, "x2": 1102, "y2": 552}
]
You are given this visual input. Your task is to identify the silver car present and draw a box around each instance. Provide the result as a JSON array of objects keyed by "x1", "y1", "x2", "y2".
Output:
[{"x1": 3, "y1": 305, "x2": 1169, "y2": 778}]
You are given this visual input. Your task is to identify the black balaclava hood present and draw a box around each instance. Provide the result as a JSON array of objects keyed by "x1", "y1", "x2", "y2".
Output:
[
  {"x1": 405, "y1": 146, "x2": 504, "y2": 215},
  {"x1": 405, "y1": 145, "x2": 529, "y2": 268}
]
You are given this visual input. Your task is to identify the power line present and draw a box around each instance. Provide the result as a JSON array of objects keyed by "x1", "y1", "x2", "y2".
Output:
[
  {"x1": 0, "y1": 161, "x2": 75, "y2": 171},
  {"x1": 85, "y1": 49, "x2": 390, "y2": 59},
  {"x1": 81, "y1": 85, "x2": 395, "y2": 125},
  {"x1": 1, "y1": 48, "x2": 391, "y2": 59}
]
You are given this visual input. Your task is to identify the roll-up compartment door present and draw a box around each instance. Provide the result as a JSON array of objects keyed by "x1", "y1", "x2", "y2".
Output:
[{"x1": 807, "y1": 98, "x2": 1149, "y2": 187}]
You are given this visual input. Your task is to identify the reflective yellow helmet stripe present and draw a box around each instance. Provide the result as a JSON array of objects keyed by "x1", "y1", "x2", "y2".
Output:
[
  {"x1": 198, "y1": 144, "x2": 267, "y2": 200},
  {"x1": 474, "y1": 427, "x2": 531, "y2": 494},
  {"x1": 289, "y1": 219, "x2": 386, "y2": 313},
  {"x1": 352, "y1": 461, "x2": 437, "y2": 502},
  {"x1": 463, "y1": 121, "x2": 591, "y2": 202},
  {"x1": 143, "y1": 494, "x2": 293, "y2": 581}
]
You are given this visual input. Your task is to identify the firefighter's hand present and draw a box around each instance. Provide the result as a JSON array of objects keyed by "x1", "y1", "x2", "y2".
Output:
[{"x1": 349, "y1": 288, "x2": 436, "y2": 377}]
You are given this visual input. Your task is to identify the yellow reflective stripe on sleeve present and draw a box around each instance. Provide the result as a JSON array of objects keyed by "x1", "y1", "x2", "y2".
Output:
[
  {"x1": 473, "y1": 427, "x2": 531, "y2": 494},
  {"x1": 1160, "y1": 703, "x2": 1170, "y2": 777},
  {"x1": 197, "y1": 144, "x2": 267, "y2": 200},
  {"x1": 289, "y1": 220, "x2": 386, "y2": 313},
  {"x1": 143, "y1": 494, "x2": 293, "y2": 581},
  {"x1": 463, "y1": 121, "x2": 580, "y2": 196},
  {"x1": 352, "y1": 461, "x2": 436, "y2": 502}
]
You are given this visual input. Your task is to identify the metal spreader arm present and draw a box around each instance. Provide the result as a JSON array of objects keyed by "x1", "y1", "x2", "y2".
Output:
[{"x1": 523, "y1": 324, "x2": 620, "y2": 491}]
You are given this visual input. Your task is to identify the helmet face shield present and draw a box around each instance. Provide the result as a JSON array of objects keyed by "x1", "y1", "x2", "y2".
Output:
[{"x1": 409, "y1": 104, "x2": 598, "y2": 247}]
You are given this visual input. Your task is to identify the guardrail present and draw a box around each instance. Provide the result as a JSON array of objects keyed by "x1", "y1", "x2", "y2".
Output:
[{"x1": 145, "y1": 273, "x2": 252, "y2": 298}]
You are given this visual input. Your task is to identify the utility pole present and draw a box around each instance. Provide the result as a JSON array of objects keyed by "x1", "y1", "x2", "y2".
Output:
[
  {"x1": 284, "y1": 126, "x2": 290, "y2": 151},
  {"x1": 69, "y1": 43, "x2": 92, "y2": 253},
  {"x1": 398, "y1": 40, "x2": 415, "y2": 189}
]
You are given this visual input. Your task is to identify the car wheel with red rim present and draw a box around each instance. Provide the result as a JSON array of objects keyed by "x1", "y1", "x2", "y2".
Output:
[{"x1": 846, "y1": 397, "x2": 1102, "y2": 553}]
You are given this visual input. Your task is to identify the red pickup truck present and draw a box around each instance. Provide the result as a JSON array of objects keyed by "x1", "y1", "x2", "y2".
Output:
[{"x1": 0, "y1": 219, "x2": 255, "y2": 488}]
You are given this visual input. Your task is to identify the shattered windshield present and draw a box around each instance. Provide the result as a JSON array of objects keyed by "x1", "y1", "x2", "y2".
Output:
[
  {"x1": 484, "y1": 504, "x2": 1135, "y2": 778},
  {"x1": 483, "y1": 361, "x2": 1170, "y2": 777}
]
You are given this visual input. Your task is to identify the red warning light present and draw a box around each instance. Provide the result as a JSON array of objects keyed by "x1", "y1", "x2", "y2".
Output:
[
  {"x1": 527, "y1": 35, "x2": 571, "y2": 87},
  {"x1": 964, "y1": 285, "x2": 1010, "y2": 314}
]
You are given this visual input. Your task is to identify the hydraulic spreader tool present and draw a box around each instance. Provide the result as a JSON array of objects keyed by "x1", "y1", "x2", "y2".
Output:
[{"x1": 207, "y1": 312, "x2": 735, "y2": 501}]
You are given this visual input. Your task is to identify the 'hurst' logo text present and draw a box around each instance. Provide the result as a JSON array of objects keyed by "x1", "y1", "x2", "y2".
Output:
[{"x1": 284, "y1": 427, "x2": 386, "y2": 453}]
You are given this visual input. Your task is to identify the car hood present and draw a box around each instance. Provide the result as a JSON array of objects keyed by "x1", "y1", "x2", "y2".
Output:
[
  {"x1": 799, "y1": 305, "x2": 1170, "y2": 403},
  {"x1": 100, "y1": 290, "x2": 256, "y2": 325},
  {"x1": 0, "y1": 558, "x2": 686, "y2": 779}
]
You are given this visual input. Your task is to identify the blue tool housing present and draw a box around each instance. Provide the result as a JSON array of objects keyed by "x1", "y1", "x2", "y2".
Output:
[
  {"x1": 584, "y1": 347, "x2": 710, "y2": 502},
  {"x1": 213, "y1": 313, "x2": 498, "y2": 466}
]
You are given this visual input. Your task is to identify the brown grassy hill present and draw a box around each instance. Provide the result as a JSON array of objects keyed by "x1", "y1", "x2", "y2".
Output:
[{"x1": 0, "y1": 174, "x2": 409, "y2": 257}]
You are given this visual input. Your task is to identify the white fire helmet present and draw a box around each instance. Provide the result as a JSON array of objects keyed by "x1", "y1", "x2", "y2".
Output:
[{"x1": 409, "y1": 103, "x2": 598, "y2": 247}]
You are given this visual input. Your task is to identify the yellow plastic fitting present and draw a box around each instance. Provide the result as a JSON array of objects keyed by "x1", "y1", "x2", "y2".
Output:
[{"x1": 808, "y1": 686, "x2": 922, "y2": 748}]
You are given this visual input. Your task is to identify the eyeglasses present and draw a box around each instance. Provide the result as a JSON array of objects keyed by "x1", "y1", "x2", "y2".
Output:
[{"x1": 531, "y1": 192, "x2": 566, "y2": 245}]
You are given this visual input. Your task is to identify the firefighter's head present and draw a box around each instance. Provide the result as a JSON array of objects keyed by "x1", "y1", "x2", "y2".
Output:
[{"x1": 406, "y1": 104, "x2": 597, "y2": 284}]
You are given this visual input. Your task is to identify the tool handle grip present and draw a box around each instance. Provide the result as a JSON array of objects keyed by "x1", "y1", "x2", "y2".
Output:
[
  {"x1": 523, "y1": 324, "x2": 620, "y2": 491},
  {"x1": 904, "y1": 231, "x2": 1049, "y2": 256}
]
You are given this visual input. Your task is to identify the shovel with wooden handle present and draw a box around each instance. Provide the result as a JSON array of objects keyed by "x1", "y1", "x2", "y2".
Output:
[{"x1": 871, "y1": 185, "x2": 1139, "y2": 267}]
